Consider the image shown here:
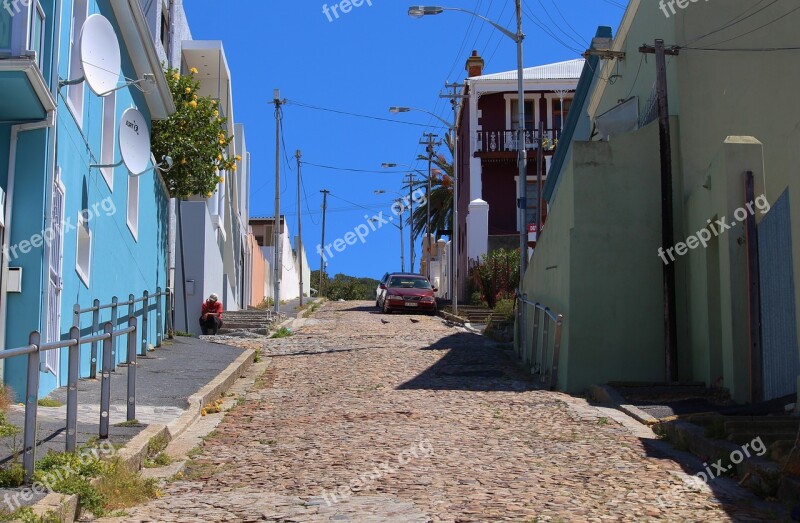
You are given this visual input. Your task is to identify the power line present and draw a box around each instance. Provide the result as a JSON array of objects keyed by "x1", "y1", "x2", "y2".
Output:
[
  {"x1": 284, "y1": 99, "x2": 446, "y2": 129},
  {"x1": 301, "y1": 161, "x2": 407, "y2": 175}
]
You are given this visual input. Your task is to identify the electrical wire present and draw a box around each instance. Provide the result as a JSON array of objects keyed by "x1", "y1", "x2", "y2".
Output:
[
  {"x1": 683, "y1": 0, "x2": 777, "y2": 46},
  {"x1": 301, "y1": 161, "x2": 408, "y2": 175},
  {"x1": 687, "y1": 5, "x2": 800, "y2": 49},
  {"x1": 284, "y1": 100, "x2": 446, "y2": 129}
]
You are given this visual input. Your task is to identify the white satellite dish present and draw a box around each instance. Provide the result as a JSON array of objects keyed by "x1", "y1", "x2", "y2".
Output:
[
  {"x1": 119, "y1": 108, "x2": 151, "y2": 175},
  {"x1": 80, "y1": 14, "x2": 121, "y2": 96}
]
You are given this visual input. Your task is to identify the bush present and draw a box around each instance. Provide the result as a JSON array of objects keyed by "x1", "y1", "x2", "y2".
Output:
[
  {"x1": 492, "y1": 299, "x2": 516, "y2": 322},
  {"x1": 254, "y1": 297, "x2": 274, "y2": 309},
  {"x1": 469, "y1": 249, "x2": 520, "y2": 308}
]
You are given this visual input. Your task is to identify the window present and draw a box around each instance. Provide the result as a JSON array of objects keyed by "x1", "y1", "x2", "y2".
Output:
[
  {"x1": 510, "y1": 100, "x2": 535, "y2": 131},
  {"x1": 525, "y1": 181, "x2": 541, "y2": 229},
  {"x1": 75, "y1": 211, "x2": 91, "y2": 286},
  {"x1": 553, "y1": 98, "x2": 573, "y2": 132},
  {"x1": 29, "y1": 2, "x2": 45, "y2": 69},
  {"x1": 0, "y1": 6, "x2": 11, "y2": 50},
  {"x1": 127, "y1": 174, "x2": 139, "y2": 239},
  {"x1": 100, "y1": 92, "x2": 117, "y2": 189},
  {"x1": 160, "y1": 8, "x2": 170, "y2": 54},
  {"x1": 67, "y1": 0, "x2": 88, "y2": 127}
]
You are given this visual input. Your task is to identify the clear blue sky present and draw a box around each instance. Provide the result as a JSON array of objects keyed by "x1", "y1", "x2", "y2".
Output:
[{"x1": 184, "y1": 1, "x2": 625, "y2": 280}]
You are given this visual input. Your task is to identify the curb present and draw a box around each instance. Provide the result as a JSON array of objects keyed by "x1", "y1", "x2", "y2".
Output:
[
  {"x1": 585, "y1": 383, "x2": 660, "y2": 426},
  {"x1": 24, "y1": 347, "x2": 256, "y2": 522}
]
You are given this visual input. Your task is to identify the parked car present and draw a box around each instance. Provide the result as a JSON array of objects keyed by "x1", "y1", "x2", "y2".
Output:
[
  {"x1": 376, "y1": 272, "x2": 389, "y2": 306},
  {"x1": 376, "y1": 273, "x2": 438, "y2": 315}
]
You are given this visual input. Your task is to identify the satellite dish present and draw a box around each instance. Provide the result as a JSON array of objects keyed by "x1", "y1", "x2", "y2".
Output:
[
  {"x1": 119, "y1": 108, "x2": 151, "y2": 175},
  {"x1": 80, "y1": 14, "x2": 121, "y2": 96}
]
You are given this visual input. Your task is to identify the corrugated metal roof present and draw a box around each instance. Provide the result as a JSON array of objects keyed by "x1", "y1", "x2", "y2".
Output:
[{"x1": 471, "y1": 59, "x2": 585, "y2": 82}]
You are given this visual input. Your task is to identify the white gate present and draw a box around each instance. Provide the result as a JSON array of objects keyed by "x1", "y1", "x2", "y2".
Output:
[{"x1": 45, "y1": 174, "x2": 65, "y2": 380}]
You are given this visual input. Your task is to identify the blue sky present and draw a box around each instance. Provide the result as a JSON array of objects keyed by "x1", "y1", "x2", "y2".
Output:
[{"x1": 184, "y1": 1, "x2": 625, "y2": 280}]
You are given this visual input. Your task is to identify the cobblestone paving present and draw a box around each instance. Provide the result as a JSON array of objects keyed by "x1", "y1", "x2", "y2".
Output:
[{"x1": 103, "y1": 302, "x2": 787, "y2": 522}]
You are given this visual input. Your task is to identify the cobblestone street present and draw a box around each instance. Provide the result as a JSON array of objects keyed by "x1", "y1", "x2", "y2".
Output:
[{"x1": 105, "y1": 302, "x2": 786, "y2": 522}]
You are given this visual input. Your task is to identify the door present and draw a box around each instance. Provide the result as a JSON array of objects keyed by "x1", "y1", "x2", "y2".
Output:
[
  {"x1": 758, "y1": 190, "x2": 799, "y2": 401},
  {"x1": 44, "y1": 174, "x2": 65, "y2": 381}
]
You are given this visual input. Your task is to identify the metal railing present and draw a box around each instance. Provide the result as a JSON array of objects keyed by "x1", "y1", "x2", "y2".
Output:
[
  {"x1": 3, "y1": 319, "x2": 138, "y2": 481},
  {"x1": 72, "y1": 288, "x2": 172, "y2": 378},
  {"x1": 475, "y1": 129, "x2": 561, "y2": 154},
  {"x1": 517, "y1": 291, "x2": 564, "y2": 390}
]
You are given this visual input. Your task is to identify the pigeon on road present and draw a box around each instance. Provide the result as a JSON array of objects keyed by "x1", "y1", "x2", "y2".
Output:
[
  {"x1": 381, "y1": 319, "x2": 390, "y2": 324},
  {"x1": 410, "y1": 318, "x2": 420, "y2": 323}
]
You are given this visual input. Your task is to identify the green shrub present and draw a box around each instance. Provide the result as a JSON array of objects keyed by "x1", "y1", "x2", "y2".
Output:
[
  {"x1": 0, "y1": 463, "x2": 25, "y2": 488},
  {"x1": 469, "y1": 249, "x2": 520, "y2": 308},
  {"x1": 492, "y1": 299, "x2": 516, "y2": 322}
]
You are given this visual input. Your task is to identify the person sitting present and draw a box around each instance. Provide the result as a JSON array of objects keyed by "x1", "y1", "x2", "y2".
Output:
[{"x1": 199, "y1": 293, "x2": 223, "y2": 335}]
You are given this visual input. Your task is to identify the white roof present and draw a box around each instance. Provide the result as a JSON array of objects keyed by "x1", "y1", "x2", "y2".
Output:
[{"x1": 471, "y1": 59, "x2": 584, "y2": 82}]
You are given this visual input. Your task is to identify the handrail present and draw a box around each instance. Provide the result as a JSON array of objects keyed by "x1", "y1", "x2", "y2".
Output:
[
  {"x1": 74, "y1": 290, "x2": 170, "y2": 315},
  {"x1": 5, "y1": 319, "x2": 139, "y2": 481},
  {"x1": 516, "y1": 290, "x2": 565, "y2": 390}
]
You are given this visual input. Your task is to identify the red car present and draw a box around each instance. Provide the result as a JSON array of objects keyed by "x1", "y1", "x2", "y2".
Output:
[{"x1": 377, "y1": 273, "x2": 438, "y2": 315}]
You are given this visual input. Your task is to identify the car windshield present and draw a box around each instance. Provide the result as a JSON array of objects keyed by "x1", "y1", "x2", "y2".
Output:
[{"x1": 389, "y1": 277, "x2": 432, "y2": 289}]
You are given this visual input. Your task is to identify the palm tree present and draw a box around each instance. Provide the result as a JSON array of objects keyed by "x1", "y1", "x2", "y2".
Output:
[{"x1": 405, "y1": 134, "x2": 454, "y2": 240}]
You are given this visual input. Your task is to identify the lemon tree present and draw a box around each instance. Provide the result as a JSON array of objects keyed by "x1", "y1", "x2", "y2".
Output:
[{"x1": 152, "y1": 67, "x2": 240, "y2": 198}]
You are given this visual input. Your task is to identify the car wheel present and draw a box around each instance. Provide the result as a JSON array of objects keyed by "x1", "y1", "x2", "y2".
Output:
[{"x1": 428, "y1": 307, "x2": 438, "y2": 317}]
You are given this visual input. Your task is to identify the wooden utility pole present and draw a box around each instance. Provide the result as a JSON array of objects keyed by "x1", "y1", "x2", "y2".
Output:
[
  {"x1": 640, "y1": 40, "x2": 680, "y2": 382},
  {"x1": 319, "y1": 189, "x2": 330, "y2": 297},
  {"x1": 404, "y1": 173, "x2": 416, "y2": 272},
  {"x1": 296, "y1": 150, "x2": 303, "y2": 307},
  {"x1": 419, "y1": 133, "x2": 441, "y2": 281}
]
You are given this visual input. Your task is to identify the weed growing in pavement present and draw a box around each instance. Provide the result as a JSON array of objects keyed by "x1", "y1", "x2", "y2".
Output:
[
  {"x1": 0, "y1": 507, "x2": 60, "y2": 523},
  {"x1": 113, "y1": 419, "x2": 142, "y2": 428},
  {"x1": 253, "y1": 348, "x2": 262, "y2": 363},
  {"x1": 36, "y1": 399, "x2": 62, "y2": 408},
  {"x1": 271, "y1": 327, "x2": 293, "y2": 339}
]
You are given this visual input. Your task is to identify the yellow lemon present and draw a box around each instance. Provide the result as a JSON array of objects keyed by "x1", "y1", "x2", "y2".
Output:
[
  {"x1": 189, "y1": 100, "x2": 197, "y2": 108},
  {"x1": 190, "y1": 67, "x2": 198, "y2": 74},
  {"x1": 184, "y1": 87, "x2": 191, "y2": 94}
]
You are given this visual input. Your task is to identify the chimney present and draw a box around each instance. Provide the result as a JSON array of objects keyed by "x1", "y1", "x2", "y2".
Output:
[{"x1": 465, "y1": 50, "x2": 484, "y2": 78}]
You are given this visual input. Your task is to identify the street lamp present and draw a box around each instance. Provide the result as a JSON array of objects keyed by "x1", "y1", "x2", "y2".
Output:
[
  {"x1": 372, "y1": 193, "x2": 405, "y2": 272},
  {"x1": 389, "y1": 105, "x2": 459, "y2": 315},
  {"x1": 409, "y1": 2, "x2": 527, "y2": 344}
]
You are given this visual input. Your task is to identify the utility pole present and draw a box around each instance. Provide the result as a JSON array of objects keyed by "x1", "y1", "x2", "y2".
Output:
[
  {"x1": 536, "y1": 120, "x2": 545, "y2": 237},
  {"x1": 398, "y1": 199, "x2": 405, "y2": 272},
  {"x1": 270, "y1": 89, "x2": 285, "y2": 315},
  {"x1": 440, "y1": 82, "x2": 465, "y2": 314},
  {"x1": 319, "y1": 189, "x2": 330, "y2": 297},
  {"x1": 296, "y1": 150, "x2": 303, "y2": 307},
  {"x1": 419, "y1": 132, "x2": 441, "y2": 281},
  {"x1": 640, "y1": 39, "x2": 680, "y2": 382},
  {"x1": 404, "y1": 173, "x2": 416, "y2": 272}
]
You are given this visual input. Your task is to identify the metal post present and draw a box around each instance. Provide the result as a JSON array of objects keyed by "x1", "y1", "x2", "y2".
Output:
[
  {"x1": 166, "y1": 289, "x2": 174, "y2": 338},
  {"x1": 319, "y1": 189, "x2": 330, "y2": 295},
  {"x1": 522, "y1": 294, "x2": 528, "y2": 364},
  {"x1": 398, "y1": 200, "x2": 405, "y2": 272},
  {"x1": 72, "y1": 304, "x2": 80, "y2": 329},
  {"x1": 99, "y1": 323, "x2": 113, "y2": 439},
  {"x1": 140, "y1": 291, "x2": 149, "y2": 356},
  {"x1": 90, "y1": 298, "x2": 100, "y2": 379},
  {"x1": 23, "y1": 331, "x2": 40, "y2": 481},
  {"x1": 127, "y1": 317, "x2": 138, "y2": 422},
  {"x1": 127, "y1": 293, "x2": 135, "y2": 362},
  {"x1": 514, "y1": 0, "x2": 528, "y2": 369},
  {"x1": 408, "y1": 174, "x2": 415, "y2": 272},
  {"x1": 66, "y1": 327, "x2": 80, "y2": 452},
  {"x1": 110, "y1": 296, "x2": 118, "y2": 368},
  {"x1": 550, "y1": 315, "x2": 564, "y2": 390},
  {"x1": 452, "y1": 103, "x2": 460, "y2": 315},
  {"x1": 156, "y1": 286, "x2": 163, "y2": 347},
  {"x1": 532, "y1": 307, "x2": 541, "y2": 374},
  {"x1": 541, "y1": 311, "x2": 551, "y2": 383}
]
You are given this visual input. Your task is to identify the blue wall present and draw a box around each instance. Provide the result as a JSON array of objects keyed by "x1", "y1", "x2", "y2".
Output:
[{"x1": 3, "y1": 0, "x2": 169, "y2": 398}]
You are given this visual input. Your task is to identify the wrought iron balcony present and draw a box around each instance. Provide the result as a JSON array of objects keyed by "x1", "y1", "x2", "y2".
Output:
[{"x1": 475, "y1": 129, "x2": 561, "y2": 154}]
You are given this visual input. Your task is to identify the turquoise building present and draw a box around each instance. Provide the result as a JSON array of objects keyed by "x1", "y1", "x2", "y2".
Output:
[{"x1": 0, "y1": 0, "x2": 174, "y2": 396}]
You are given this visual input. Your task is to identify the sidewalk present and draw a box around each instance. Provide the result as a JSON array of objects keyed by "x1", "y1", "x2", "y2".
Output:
[{"x1": 0, "y1": 335, "x2": 246, "y2": 483}]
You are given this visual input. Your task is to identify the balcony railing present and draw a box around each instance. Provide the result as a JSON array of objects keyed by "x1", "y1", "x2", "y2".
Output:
[{"x1": 475, "y1": 129, "x2": 562, "y2": 154}]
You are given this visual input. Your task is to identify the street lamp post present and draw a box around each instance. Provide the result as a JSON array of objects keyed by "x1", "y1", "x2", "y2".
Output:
[
  {"x1": 409, "y1": 2, "x2": 527, "y2": 345},
  {"x1": 374, "y1": 192, "x2": 406, "y2": 272}
]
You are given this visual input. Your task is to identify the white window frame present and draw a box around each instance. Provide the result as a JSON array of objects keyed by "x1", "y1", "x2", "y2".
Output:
[
  {"x1": 100, "y1": 92, "x2": 117, "y2": 190},
  {"x1": 127, "y1": 173, "x2": 139, "y2": 241},
  {"x1": 28, "y1": 1, "x2": 46, "y2": 70},
  {"x1": 75, "y1": 210, "x2": 91, "y2": 287},
  {"x1": 66, "y1": 0, "x2": 88, "y2": 129}
]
